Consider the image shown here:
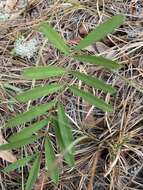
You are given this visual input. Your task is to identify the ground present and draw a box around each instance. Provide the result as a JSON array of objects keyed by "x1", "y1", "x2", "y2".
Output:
[{"x1": 0, "y1": 0, "x2": 143, "y2": 190}]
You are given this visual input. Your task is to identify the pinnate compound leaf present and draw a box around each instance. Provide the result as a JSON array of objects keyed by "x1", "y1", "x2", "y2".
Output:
[
  {"x1": 3, "y1": 155, "x2": 35, "y2": 173},
  {"x1": 16, "y1": 84, "x2": 64, "y2": 102},
  {"x1": 75, "y1": 14, "x2": 125, "y2": 51},
  {"x1": 0, "y1": 136, "x2": 40, "y2": 151},
  {"x1": 39, "y1": 22, "x2": 70, "y2": 55},
  {"x1": 22, "y1": 66, "x2": 67, "y2": 80},
  {"x1": 25, "y1": 154, "x2": 40, "y2": 190},
  {"x1": 6, "y1": 101, "x2": 56, "y2": 128},
  {"x1": 74, "y1": 55, "x2": 120, "y2": 70},
  {"x1": 72, "y1": 71, "x2": 116, "y2": 94},
  {"x1": 58, "y1": 103, "x2": 74, "y2": 154},
  {"x1": 52, "y1": 117, "x2": 74, "y2": 167},
  {"x1": 69, "y1": 86, "x2": 113, "y2": 112},
  {"x1": 8, "y1": 119, "x2": 48, "y2": 142},
  {"x1": 45, "y1": 137, "x2": 59, "y2": 184}
]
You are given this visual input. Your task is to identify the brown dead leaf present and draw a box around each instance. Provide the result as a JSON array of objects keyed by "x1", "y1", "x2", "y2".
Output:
[
  {"x1": 34, "y1": 170, "x2": 47, "y2": 190},
  {"x1": 0, "y1": 131, "x2": 17, "y2": 163},
  {"x1": 84, "y1": 45, "x2": 97, "y2": 53},
  {"x1": 95, "y1": 42, "x2": 116, "y2": 59},
  {"x1": 68, "y1": 37, "x2": 81, "y2": 45},
  {"x1": 79, "y1": 23, "x2": 88, "y2": 38},
  {"x1": 96, "y1": 41, "x2": 109, "y2": 53}
]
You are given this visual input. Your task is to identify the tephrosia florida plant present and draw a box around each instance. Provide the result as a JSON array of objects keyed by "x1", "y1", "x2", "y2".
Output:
[{"x1": 1, "y1": 14, "x2": 125, "y2": 189}]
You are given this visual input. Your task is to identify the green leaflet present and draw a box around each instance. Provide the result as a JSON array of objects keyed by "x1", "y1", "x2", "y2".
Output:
[
  {"x1": 8, "y1": 119, "x2": 48, "y2": 142},
  {"x1": 25, "y1": 155, "x2": 40, "y2": 190},
  {"x1": 69, "y1": 86, "x2": 113, "y2": 112},
  {"x1": 0, "y1": 136, "x2": 40, "y2": 151},
  {"x1": 72, "y1": 71, "x2": 116, "y2": 94},
  {"x1": 22, "y1": 66, "x2": 67, "y2": 80},
  {"x1": 6, "y1": 101, "x2": 56, "y2": 128},
  {"x1": 52, "y1": 117, "x2": 74, "y2": 167},
  {"x1": 45, "y1": 137, "x2": 59, "y2": 184},
  {"x1": 39, "y1": 22, "x2": 70, "y2": 55},
  {"x1": 3, "y1": 155, "x2": 35, "y2": 173},
  {"x1": 75, "y1": 14, "x2": 125, "y2": 51},
  {"x1": 58, "y1": 103, "x2": 74, "y2": 154},
  {"x1": 74, "y1": 55, "x2": 120, "y2": 70},
  {"x1": 16, "y1": 83, "x2": 64, "y2": 102}
]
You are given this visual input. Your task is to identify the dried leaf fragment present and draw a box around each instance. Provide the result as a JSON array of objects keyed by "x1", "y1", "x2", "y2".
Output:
[{"x1": 0, "y1": 131, "x2": 17, "y2": 163}]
